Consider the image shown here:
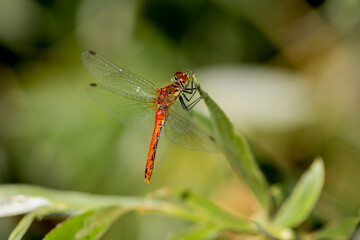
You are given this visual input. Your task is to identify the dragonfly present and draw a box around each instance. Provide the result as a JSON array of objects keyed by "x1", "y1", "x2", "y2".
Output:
[{"x1": 81, "y1": 51, "x2": 217, "y2": 183}]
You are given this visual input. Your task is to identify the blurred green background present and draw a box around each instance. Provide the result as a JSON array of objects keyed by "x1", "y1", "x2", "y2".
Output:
[{"x1": 0, "y1": 0, "x2": 359, "y2": 239}]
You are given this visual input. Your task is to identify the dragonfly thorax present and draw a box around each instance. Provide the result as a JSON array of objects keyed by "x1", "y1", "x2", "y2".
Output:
[{"x1": 156, "y1": 72, "x2": 191, "y2": 110}]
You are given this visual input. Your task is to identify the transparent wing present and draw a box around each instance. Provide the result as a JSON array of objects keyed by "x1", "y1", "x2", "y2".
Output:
[
  {"x1": 82, "y1": 50, "x2": 159, "y2": 129},
  {"x1": 165, "y1": 108, "x2": 218, "y2": 152},
  {"x1": 86, "y1": 83, "x2": 155, "y2": 129},
  {"x1": 81, "y1": 51, "x2": 158, "y2": 99}
]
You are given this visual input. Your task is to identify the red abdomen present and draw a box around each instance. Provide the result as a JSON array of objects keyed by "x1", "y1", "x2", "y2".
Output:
[{"x1": 144, "y1": 109, "x2": 167, "y2": 183}]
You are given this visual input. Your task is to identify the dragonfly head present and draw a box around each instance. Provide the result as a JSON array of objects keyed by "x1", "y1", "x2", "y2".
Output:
[{"x1": 174, "y1": 72, "x2": 190, "y2": 87}]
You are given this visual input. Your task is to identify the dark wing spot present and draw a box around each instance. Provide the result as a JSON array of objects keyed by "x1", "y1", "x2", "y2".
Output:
[
  {"x1": 209, "y1": 136, "x2": 216, "y2": 143},
  {"x1": 89, "y1": 51, "x2": 96, "y2": 55},
  {"x1": 90, "y1": 83, "x2": 97, "y2": 87}
]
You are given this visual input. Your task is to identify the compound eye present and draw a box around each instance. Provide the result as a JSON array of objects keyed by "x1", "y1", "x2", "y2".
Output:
[
  {"x1": 174, "y1": 72, "x2": 188, "y2": 83},
  {"x1": 174, "y1": 72, "x2": 183, "y2": 77},
  {"x1": 179, "y1": 76, "x2": 188, "y2": 83}
]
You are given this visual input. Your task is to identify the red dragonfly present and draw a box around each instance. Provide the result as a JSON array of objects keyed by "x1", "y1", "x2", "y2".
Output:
[{"x1": 82, "y1": 51, "x2": 217, "y2": 183}]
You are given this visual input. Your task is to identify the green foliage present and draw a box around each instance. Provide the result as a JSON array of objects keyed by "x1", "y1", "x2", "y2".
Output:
[
  {"x1": 170, "y1": 224, "x2": 219, "y2": 240},
  {"x1": 312, "y1": 217, "x2": 359, "y2": 240},
  {"x1": 0, "y1": 185, "x2": 256, "y2": 239},
  {"x1": 197, "y1": 85, "x2": 271, "y2": 213},
  {"x1": 0, "y1": 88, "x2": 357, "y2": 240},
  {"x1": 43, "y1": 207, "x2": 125, "y2": 240},
  {"x1": 9, "y1": 212, "x2": 39, "y2": 240},
  {"x1": 274, "y1": 158, "x2": 324, "y2": 228},
  {"x1": 165, "y1": 189, "x2": 256, "y2": 233}
]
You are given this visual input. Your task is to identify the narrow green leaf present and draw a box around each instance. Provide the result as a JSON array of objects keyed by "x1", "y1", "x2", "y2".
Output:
[
  {"x1": 43, "y1": 206, "x2": 125, "y2": 240},
  {"x1": 0, "y1": 184, "x2": 206, "y2": 224},
  {"x1": 171, "y1": 224, "x2": 219, "y2": 240},
  {"x1": 9, "y1": 213, "x2": 37, "y2": 240},
  {"x1": 164, "y1": 189, "x2": 257, "y2": 233},
  {"x1": 0, "y1": 184, "x2": 156, "y2": 211},
  {"x1": 253, "y1": 221, "x2": 294, "y2": 240},
  {"x1": 274, "y1": 158, "x2": 325, "y2": 228},
  {"x1": 0, "y1": 194, "x2": 51, "y2": 217},
  {"x1": 313, "y1": 217, "x2": 359, "y2": 240},
  {"x1": 0, "y1": 184, "x2": 257, "y2": 236},
  {"x1": 197, "y1": 87, "x2": 271, "y2": 212}
]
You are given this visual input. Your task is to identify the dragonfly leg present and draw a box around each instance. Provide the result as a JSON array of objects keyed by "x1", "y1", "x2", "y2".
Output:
[
  {"x1": 179, "y1": 95, "x2": 203, "y2": 111},
  {"x1": 182, "y1": 79, "x2": 199, "y2": 101},
  {"x1": 182, "y1": 90, "x2": 197, "y2": 101},
  {"x1": 186, "y1": 96, "x2": 202, "y2": 110}
]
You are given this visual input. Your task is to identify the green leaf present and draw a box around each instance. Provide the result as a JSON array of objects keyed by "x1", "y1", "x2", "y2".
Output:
[
  {"x1": 43, "y1": 206, "x2": 125, "y2": 240},
  {"x1": 313, "y1": 217, "x2": 359, "y2": 240},
  {"x1": 197, "y1": 86, "x2": 271, "y2": 212},
  {"x1": 0, "y1": 184, "x2": 212, "y2": 225},
  {"x1": 9, "y1": 212, "x2": 37, "y2": 240},
  {"x1": 0, "y1": 184, "x2": 157, "y2": 212},
  {"x1": 160, "y1": 189, "x2": 257, "y2": 234},
  {"x1": 171, "y1": 224, "x2": 220, "y2": 240},
  {"x1": 0, "y1": 184, "x2": 258, "y2": 237},
  {"x1": 0, "y1": 194, "x2": 51, "y2": 217},
  {"x1": 0, "y1": 184, "x2": 238, "y2": 233},
  {"x1": 274, "y1": 158, "x2": 325, "y2": 228},
  {"x1": 253, "y1": 221, "x2": 294, "y2": 240}
]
